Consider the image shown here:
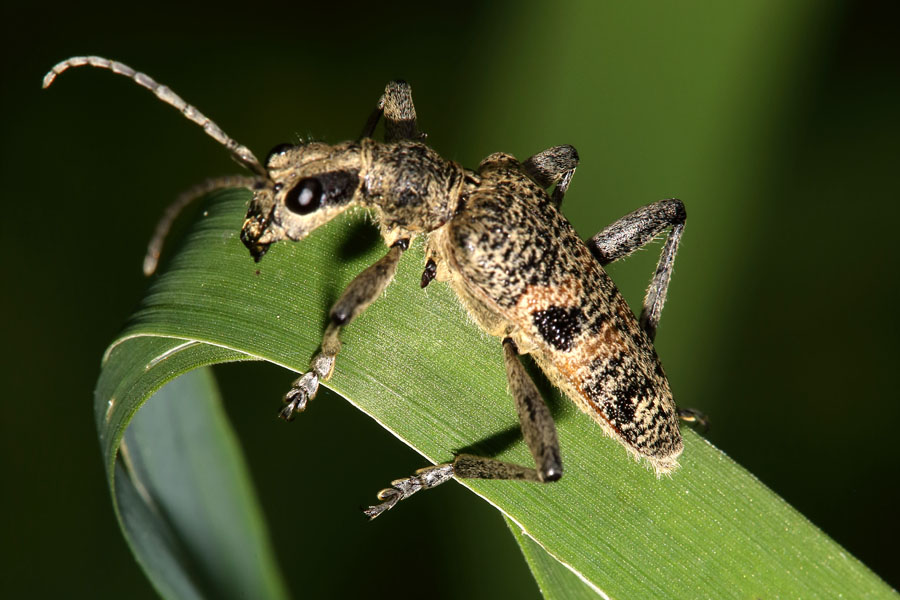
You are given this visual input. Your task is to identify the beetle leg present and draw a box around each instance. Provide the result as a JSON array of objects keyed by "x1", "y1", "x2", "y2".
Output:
[
  {"x1": 588, "y1": 198, "x2": 686, "y2": 341},
  {"x1": 363, "y1": 337, "x2": 562, "y2": 519},
  {"x1": 279, "y1": 239, "x2": 408, "y2": 420},
  {"x1": 359, "y1": 80, "x2": 424, "y2": 142},
  {"x1": 522, "y1": 144, "x2": 579, "y2": 208}
]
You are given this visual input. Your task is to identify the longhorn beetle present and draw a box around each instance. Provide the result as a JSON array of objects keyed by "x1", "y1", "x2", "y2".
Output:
[{"x1": 44, "y1": 56, "x2": 705, "y2": 519}]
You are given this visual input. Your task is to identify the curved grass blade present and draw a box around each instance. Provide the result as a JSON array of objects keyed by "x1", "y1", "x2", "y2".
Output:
[
  {"x1": 97, "y1": 189, "x2": 896, "y2": 599},
  {"x1": 99, "y1": 358, "x2": 287, "y2": 599}
]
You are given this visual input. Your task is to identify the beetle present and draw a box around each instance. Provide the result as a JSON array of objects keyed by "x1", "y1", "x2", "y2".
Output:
[{"x1": 44, "y1": 56, "x2": 704, "y2": 518}]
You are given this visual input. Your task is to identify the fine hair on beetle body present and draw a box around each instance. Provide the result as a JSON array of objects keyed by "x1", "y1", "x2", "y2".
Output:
[{"x1": 44, "y1": 56, "x2": 706, "y2": 519}]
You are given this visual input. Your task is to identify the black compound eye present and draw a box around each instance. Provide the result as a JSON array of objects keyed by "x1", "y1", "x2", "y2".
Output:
[{"x1": 285, "y1": 178, "x2": 324, "y2": 215}]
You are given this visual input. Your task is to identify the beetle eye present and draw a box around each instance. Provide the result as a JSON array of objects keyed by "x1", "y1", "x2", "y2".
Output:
[{"x1": 285, "y1": 178, "x2": 324, "y2": 214}]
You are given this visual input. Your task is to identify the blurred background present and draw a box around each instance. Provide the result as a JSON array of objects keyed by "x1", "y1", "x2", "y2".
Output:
[{"x1": 2, "y1": 1, "x2": 898, "y2": 597}]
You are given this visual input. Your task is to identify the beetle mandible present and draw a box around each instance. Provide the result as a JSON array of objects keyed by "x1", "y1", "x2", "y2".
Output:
[{"x1": 44, "y1": 56, "x2": 705, "y2": 518}]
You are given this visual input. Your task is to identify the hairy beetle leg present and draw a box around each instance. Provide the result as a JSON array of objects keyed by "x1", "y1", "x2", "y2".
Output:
[
  {"x1": 279, "y1": 351, "x2": 336, "y2": 419},
  {"x1": 363, "y1": 337, "x2": 562, "y2": 518},
  {"x1": 363, "y1": 464, "x2": 455, "y2": 519},
  {"x1": 279, "y1": 243, "x2": 406, "y2": 420},
  {"x1": 522, "y1": 144, "x2": 579, "y2": 208},
  {"x1": 359, "y1": 80, "x2": 423, "y2": 143},
  {"x1": 588, "y1": 198, "x2": 686, "y2": 341}
]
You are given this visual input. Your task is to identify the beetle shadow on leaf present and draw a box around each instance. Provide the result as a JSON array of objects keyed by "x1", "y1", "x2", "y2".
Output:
[
  {"x1": 337, "y1": 220, "x2": 381, "y2": 261},
  {"x1": 454, "y1": 425, "x2": 523, "y2": 458},
  {"x1": 319, "y1": 220, "x2": 383, "y2": 324}
]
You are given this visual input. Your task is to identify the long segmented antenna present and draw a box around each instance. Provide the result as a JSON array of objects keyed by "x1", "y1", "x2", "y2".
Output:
[
  {"x1": 42, "y1": 56, "x2": 267, "y2": 178},
  {"x1": 142, "y1": 175, "x2": 262, "y2": 276},
  {"x1": 44, "y1": 56, "x2": 272, "y2": 275}
]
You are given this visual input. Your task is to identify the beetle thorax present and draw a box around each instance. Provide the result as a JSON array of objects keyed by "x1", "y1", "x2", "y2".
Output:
[{"x1": 360, "y1": 139, "x2": 467, "y2": 241}]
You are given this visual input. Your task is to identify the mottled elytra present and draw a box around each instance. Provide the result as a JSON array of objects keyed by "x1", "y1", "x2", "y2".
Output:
[{"x1": 44, "y1": 56, "x2": 706, "y2": 519}]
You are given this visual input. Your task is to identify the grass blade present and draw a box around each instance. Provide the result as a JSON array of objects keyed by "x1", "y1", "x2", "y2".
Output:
[
  {"x1": 506, "y1": 516, "x2": 602, "y2": 599},
  {"x1": 96, "y1": 189, "x2": 896, "y2": 599},
  {"x1": 99, "y1": 357, "x2": 287, "y2": 599}
]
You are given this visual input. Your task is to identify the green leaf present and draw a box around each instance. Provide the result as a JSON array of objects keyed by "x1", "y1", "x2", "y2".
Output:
[
  {"x1": 506, "y1": 517, "x2": 600, "y2": 599},
  {"x1": 100, "y1": 359, "x2": 288, "y2": 599},
  {"x1": 97, "y1": 189, "x2": 895, "y2": 599}
]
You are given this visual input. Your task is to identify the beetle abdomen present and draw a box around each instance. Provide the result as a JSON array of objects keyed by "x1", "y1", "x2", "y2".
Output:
[{"x1": 444, "y1": 153, "x2": 683, "y2": 472}]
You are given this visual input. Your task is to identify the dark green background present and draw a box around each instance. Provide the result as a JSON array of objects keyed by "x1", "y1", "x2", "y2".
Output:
[{"x1": 3, "y1": 1, "x2": 898, "y2": 597}]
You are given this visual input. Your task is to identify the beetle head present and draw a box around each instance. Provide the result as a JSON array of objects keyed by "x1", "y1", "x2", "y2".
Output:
[{"x1": 241, "y1": 141, "x2": 363, "y2": 261}]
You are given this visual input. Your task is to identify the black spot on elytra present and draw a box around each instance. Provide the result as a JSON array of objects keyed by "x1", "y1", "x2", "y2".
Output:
[{"x1": 532, "y1": 306, "x2": 584, "y2": 352}]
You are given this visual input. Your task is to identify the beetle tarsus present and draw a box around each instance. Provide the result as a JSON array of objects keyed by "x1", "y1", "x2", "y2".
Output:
[{"x1": 363, "y1": 464, "x2": 455, "y2": 519}]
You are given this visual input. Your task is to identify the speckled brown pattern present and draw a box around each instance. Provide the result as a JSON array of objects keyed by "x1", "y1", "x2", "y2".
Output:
[{"x1": 433, "y1": 153, "x2": 681, "y2": 472}]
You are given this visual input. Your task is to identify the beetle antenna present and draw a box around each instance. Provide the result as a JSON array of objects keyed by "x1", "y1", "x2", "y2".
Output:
[
  {"x1": 43, "y1": 56, "x2": 267, "y2": 178},
  {"x1": 143, "y1": 175, "x2": 265, "y2": 276}
]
